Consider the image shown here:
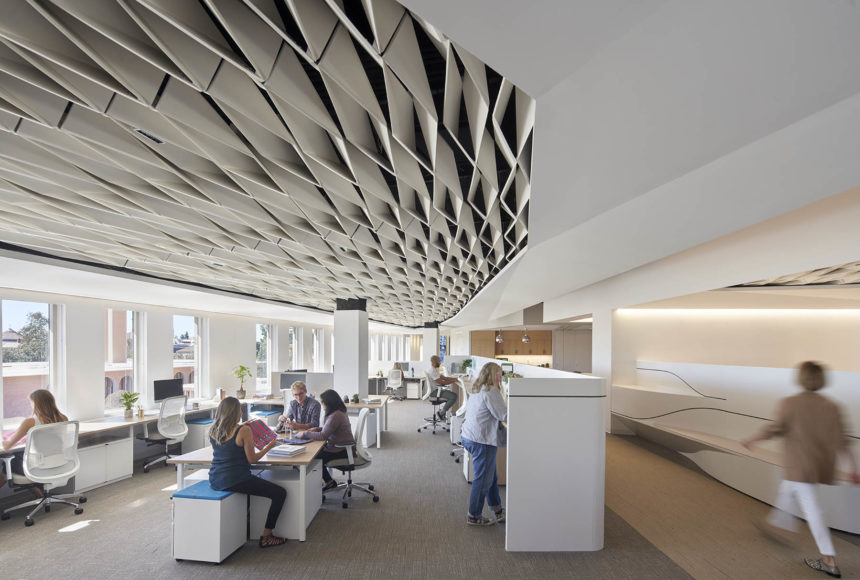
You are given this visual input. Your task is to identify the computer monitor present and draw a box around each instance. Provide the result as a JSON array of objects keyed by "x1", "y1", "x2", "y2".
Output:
[
  {"x1": 396, "y1": 362, "x2": 410, "y2": 372},
  {"x1": 279, "y1": 372, "x2": 307, "y2": 390},
  {"x1": 153, "y1": 378, "x2": 184, "y2": 402}
]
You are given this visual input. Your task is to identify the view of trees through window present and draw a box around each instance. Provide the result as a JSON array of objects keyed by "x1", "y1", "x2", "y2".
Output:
[
  {"x1": 255, "y1": 323, "x2": 269, "y2": 394},
  {"x1": 173, "y1": 315, "x2": 198, "y2": 398},
  {"x1": 2, "y1": 300, "x2": 51, "y2": 421},
  {"x1": 104, "y1": 309, "x2": 135, "y2": 410}
]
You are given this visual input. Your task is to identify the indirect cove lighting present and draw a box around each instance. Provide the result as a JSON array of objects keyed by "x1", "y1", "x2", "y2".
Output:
[{"x1": 617, "y1": 308, "x2": 860, "y2": 316}]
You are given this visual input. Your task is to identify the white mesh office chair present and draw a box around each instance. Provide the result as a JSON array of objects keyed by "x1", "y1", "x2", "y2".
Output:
[
  {"x1": 383, "y1": 369, "x2": 405, "y2": 401},
  {"x1": 142, "y1": 396, "x2": 188, "y2": 472},
  {"x1": 450, "y1": 378, "x2": 470, "y2": 462},
  {"x1": 418, "y1": 372, "x2": 449, "y2": 434},
  {"x1": 1, "y1": 421, "x2": 86, "y2": 526},
  {"x1": 324, "y1": 408, "x2": 379, "y2": 509}
]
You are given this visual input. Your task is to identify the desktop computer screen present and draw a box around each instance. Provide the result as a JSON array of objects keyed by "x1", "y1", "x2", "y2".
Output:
[
  {"x1": 153, "y1": 378, "x2": 184, "y2": 402},
  {"x1": 395, "y1": 362, "x2": 410, "y2": 372},
  {"x1": 279, "y1": 372, "x2": 307, "y2": 390}
]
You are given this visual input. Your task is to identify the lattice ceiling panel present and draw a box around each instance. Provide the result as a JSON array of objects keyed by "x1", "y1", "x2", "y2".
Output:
[
  {"x1": 737, "y1": 262, "x2": 860, "y2": 287},
  {"x1": 0, "y1": 0, "x2": 534, "y2": 326}
]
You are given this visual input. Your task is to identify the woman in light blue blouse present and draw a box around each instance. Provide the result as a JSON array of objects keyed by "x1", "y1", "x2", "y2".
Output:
[{"x1": 460, "y1": 362, "x2": 507, "y2": 526}]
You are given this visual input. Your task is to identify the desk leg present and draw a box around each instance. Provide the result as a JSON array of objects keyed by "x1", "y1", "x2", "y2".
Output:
[
  {"x1": 376, "y1": 408, "x2": 381, "y2": 449},
  {"x1": 298, "y1": 465, "x2": 306, "y2": 542},
  {"x1": 384, "y1": 399, "x2": 389, "y2": 430},
  {"x1": 176, "y1": 464, "x2": 186, "y2": 490}
]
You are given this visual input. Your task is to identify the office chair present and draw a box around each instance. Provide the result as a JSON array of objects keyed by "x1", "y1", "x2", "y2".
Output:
[
  {"x1": 383, "y1": 369, "x2": 405, "y2": 401},
  {"x1": 1, "y1": 421, "x2": 86, "y2": 527},
  {"x1": 418, "y1": 372, "x2": 449, "y2": 434},
  {"x1": 450, "y1": 378, "x2": 470, "y2": 462},
  {"x1": 141, "y1": 396, "x2": 188, "y2": 472},
  {"x1": 324, "y1": 408, "x2": 379, "y2": 509}
]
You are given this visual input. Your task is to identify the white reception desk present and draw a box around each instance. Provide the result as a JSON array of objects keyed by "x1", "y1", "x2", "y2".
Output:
[{"x1": 506, "y1": 376, "x2": 606, "y2": 552}]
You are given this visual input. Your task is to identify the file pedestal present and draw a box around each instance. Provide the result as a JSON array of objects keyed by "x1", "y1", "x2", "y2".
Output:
[
  {"x1": 249, "y1": 459, "x2": 322, "y2": 540},
  {"x1": 172, "y1": 481, "x2": 246, "y2": 563}
]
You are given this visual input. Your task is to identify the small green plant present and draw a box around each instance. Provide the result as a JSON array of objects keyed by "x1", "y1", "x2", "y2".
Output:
[
  {"x1": 232, "y1": 364, "x2": 253, "y2": 389},
  {"x1": 352, "y1": 393, "x2": 360, "y2": 403},
  {"x1": 119, "y1": 391, "x2": 139, "y2": 411},
  {"x1": 461, "y1": 359, "x2": 473, "y2": 373}
]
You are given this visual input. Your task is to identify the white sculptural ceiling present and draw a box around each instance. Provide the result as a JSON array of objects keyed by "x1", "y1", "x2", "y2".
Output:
[{"x1": 0, "y1": 0, "x2": 534, "y2": 326}]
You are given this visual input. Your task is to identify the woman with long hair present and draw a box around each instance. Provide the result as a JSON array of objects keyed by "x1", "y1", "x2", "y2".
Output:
[
  {"x1": 208, "y1": 397, "x2": 287, "y2": 548},
  {"x1": 1, "y1": 389, "x2": 69, "y2": 487},
  {"x1": 295, "y1": 389, "x2": 355, "y2": 492},
  {"x1": 460, "y1": 363, "x2": 507, "y2": 526}
]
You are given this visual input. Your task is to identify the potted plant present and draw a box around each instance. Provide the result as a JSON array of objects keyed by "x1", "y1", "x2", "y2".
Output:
[
  {"x1": 119, "y1": 391, "x2": 140, "y2": 419},
  {"x1": 233, "y1": 364, "x2": 253, "y2": 399},
  {"x1": 352, "y1": 393, "x2": 360, "y2": 403},
  {"x1": 461, "y1": 358, "x2": 473, "y2": 374}
]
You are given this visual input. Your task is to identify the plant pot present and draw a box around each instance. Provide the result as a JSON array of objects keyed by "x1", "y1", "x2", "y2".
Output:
[
  {"x1": 343, "y1": 396, "x2": 350, "y2": 404},
  {"x1": 236, "y1": 388, "x2": 246, "y2": 400},
  {"x1": 124, "y1": 409, "x2": 133, "y2": 419}
]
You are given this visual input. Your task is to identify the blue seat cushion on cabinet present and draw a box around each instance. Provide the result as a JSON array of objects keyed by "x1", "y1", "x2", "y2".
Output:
[
  {"x1": 250, "y1": 409, "x2": 280, "y2": 416},
  {"x1": 172, "y1": 480, "x2": 234, "y2": 501},
  {"x1": 187, "y1": 418, "x2": 214, "y2": 425}
]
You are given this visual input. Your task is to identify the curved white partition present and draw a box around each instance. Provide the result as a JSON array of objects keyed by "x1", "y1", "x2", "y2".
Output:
[{"x1": 613, "y1": 361, "x2": 860, "y2": 534}]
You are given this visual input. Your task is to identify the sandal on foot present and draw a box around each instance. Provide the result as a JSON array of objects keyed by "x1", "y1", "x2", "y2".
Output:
[
  {"x1": 494, "y1": 508, "x2": 506, "y2": 523},
  {"x1": 259, "y1": 534, "x2": 287, "y2": 548},
  {"x1": 466, "y1": 515, "x2": 495, "y2": 526},
  {"x1": 805, "y1": 558, "x2": 841, "y2": 578}
]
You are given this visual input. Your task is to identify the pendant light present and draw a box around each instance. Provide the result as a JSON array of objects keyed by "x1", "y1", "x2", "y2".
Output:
[
  {"x1": 495, "y1": 330, "x2": 504, "y2": 343},
  {"x1": 521, "y1": 328, "x2": 531, "y2": 343}
]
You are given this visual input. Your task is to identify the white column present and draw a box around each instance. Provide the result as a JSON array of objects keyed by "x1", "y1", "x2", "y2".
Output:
[
  {"x1": 591, "y1": 309, "x2": 614, "y2": 433},
  {"x1": 334, "y1": 300, "x2": 369, "y2": 399},
  {"x1": 422, "y1": 325, "x2": 439, "y2": 363},
  {"x1": 299, "y1": 327, "x2": 313, "y2": 370}
]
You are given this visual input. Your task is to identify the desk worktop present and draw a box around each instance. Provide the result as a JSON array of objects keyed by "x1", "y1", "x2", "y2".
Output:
[
  {"x1": 345, "y1": 395, "x2": 389, "y2": 409},
  {"x1": 168, "y1": 439, "x2": 325, "y2": 467}
]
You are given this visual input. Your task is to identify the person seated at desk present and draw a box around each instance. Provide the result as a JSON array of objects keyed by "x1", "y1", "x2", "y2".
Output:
[
  {"x1": 277, "y1": 380, "x2": 321, "y2": 433},
  {"x1": 1, "y1": 389, "x2": 68, "y2": 489},
  {"x1": 295, "y1": 389, "x2": 355, "y2": 493},
  {"x1": 208, "y1": 397, "x2": 287, "y2": 548},
  {"x1": 428, "y1": 355, "x2": 459, "y2": 421}
]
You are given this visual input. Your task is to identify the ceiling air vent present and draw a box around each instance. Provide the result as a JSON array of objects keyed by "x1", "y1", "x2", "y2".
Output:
[{"x1": 134, "y1": 128, "x2": 163, "y2": 144}]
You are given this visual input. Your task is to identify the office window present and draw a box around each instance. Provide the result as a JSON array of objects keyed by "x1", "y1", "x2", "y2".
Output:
[
  {"x1": 104, "y1": 309, "x2": 135, "y2": 410},
  {"x1": 255, "y1": 323, "x2": 271, "y2": 394},
  {"x1": 173, "y1": 315, "x2": 199, "y2": 398},
  {"x1": 312, "y1": 328, "x2": 321, "y2": 372},
  {"x1": 2, "y1": 300, "x2": 51, "y2": 424},
  {"x1": 286, "y1": 326, "x2": 297, "y2": 370}
]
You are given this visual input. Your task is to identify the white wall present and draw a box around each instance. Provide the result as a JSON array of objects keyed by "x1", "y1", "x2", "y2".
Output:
[
  {"x1": 142, "y1": 310, "x2": 174, "y2": 409},
  {"x1": 62, "y1": 302, "x2": 105, "y2": 420},
  {"x1": 208, "y1": 317, "x2": 256, "y2": 397},
  {"x1": 613, "y1": 309, "x2": 860, "y2": 382}
]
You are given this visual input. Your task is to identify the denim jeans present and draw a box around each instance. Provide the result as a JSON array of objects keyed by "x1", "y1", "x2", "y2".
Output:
[{"x1": 461, "y1": 437, "x2": 501, "y2": 518}]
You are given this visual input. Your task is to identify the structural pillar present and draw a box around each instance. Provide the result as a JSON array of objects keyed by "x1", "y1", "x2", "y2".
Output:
[
  {"x1": 591, "y1": 309, "x2": 614, "y2": 433},
  {"x1": 334, "y1": 299, "x2": 369, "y2": 399},
  {"x1": 422, "y1": 322, "x2": 439, "y2": 364}
]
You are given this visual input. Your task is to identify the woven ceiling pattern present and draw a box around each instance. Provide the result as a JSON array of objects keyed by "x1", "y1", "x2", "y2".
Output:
[
  {"x1": 738, "y1": 262, "x2": 860, "y2": 286},
  {"x1": 0, "y1": 0, "x2": 534, "y2": 326}
]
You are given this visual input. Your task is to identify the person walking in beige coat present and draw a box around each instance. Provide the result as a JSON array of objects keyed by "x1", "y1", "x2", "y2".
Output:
[{"x1": 742, "y1": 361, "x2": 859, "y2": 579}]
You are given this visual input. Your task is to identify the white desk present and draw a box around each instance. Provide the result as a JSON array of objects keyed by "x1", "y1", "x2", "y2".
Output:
[
  {"x1": 345, "y1": 395, "x2": 389, "y2": 448},
  {"x1": 167, "y1": 440, "x2": 325, "y2": 542}
]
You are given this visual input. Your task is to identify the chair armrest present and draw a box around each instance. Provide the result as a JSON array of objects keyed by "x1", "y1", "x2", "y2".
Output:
[
  {"x1": 334, "y1": 442, "x2": 355, "y2": 465},
  {"x1": 1, "y1": 455, "x2": 14, "y2": 482}
]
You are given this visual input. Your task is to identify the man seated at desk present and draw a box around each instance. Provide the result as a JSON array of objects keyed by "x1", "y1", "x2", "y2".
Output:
[
  {"x1": 428, "y1": 355, "x2": 459, "y2": 421},
  {"x1": 277, "y1": 381, "x2": 321, "y2": 432}
]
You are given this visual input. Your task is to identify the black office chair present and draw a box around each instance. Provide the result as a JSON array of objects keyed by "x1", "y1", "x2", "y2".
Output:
[
  {"x1": 324, "y1": 408, "x2": 379, "y2": 509},
  {"x1": 418, "y1": 372, "x2": 449, "y2": 434}
]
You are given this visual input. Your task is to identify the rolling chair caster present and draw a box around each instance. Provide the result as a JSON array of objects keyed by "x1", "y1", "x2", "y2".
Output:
[
  {"x1": 79, "y1": 497, "x2": 87, "y2": 503},
  {"x1": 74, "y1": 507, "x2": 83, "y2": 515},
  {"x1": 372, "y1": 496, "x2": 379, "y2": 502},
  {"x1": 342, "y1": 502, "x2": 348, "y2": 509},
  {"x1": 1, "y1": 513, "x2": 10, "y2": 521},
  {"x1": 25, "y1": 518, "x2": 34, "y2": 527},
  {"x1": 44, "y1": 505, "x2": 50, "y2": 512}
]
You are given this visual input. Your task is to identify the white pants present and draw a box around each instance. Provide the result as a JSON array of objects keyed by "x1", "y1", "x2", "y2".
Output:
[{"x1": 768, "y1": 480, "x2": 835, "y2": 556}]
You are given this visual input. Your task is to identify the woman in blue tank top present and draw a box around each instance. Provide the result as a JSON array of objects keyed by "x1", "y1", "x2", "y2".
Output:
[{"x1": 209, "y1": 397, "x2": 287, "y2": 548}]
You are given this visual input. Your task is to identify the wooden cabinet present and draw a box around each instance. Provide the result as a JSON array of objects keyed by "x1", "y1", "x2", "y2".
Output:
[
  {"x1": 470, "y1": 331, "x2": 496, "y2": 358},
  {"x1": 469, "y1": 330, "x2": 552, "y2": 358}
]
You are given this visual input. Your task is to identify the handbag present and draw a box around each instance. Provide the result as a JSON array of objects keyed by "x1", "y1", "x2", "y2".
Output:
[{"x1": 497, "y1": 422, "x2": 508, "y2": 448}]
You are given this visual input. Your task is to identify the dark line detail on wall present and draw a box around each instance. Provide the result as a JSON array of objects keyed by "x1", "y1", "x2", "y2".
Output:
[
  {"x1": 636, "y1": 367, "x2": 727, "y2": 400},
  {"x1": 613, "y1": 409, "x2": 860, "y2": 440}
]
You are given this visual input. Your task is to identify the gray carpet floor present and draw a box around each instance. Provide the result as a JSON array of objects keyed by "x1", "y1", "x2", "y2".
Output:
[{"x1": 0, "y1": 401, "x2": 691, "y2": 579}]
